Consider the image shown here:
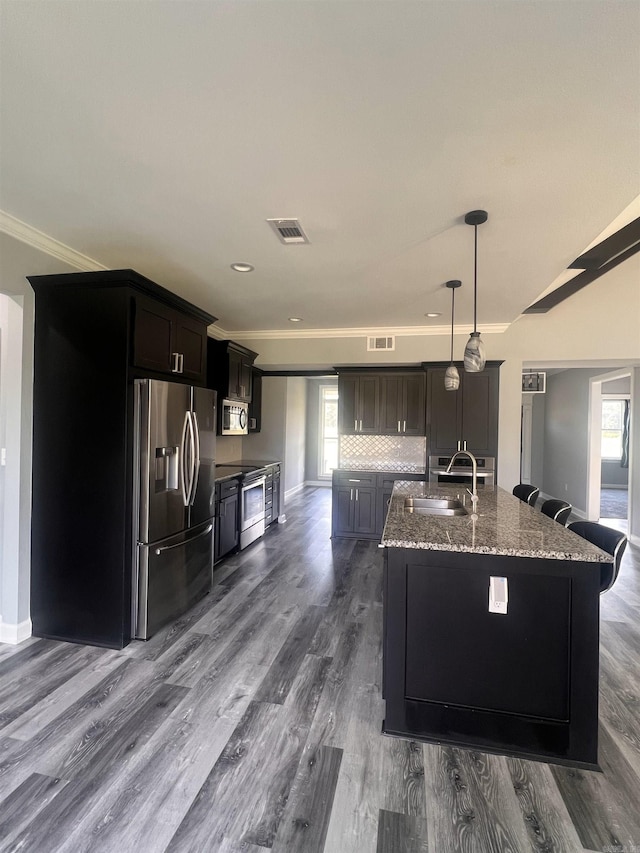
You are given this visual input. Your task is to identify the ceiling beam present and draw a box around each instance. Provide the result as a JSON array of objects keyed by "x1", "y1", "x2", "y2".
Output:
[
  {"x1": 568, "y1": 216, "x2": 640, "y2": 269},
  {"x1": 524, "y1": 240, "x2": 640, "y2": 314}
]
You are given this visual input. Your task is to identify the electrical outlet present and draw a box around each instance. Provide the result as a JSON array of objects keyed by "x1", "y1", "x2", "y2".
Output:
[{"x1": 564, "y1": 483, "x2": 568, "y2": 492}]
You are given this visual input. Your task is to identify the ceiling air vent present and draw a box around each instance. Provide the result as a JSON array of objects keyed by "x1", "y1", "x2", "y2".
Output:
[
  {"x1": 367, "y1": 336, "x2": 395, "y2": 352},
  {"x1": 266, "y1": 219, "x2": 310, "y2": 244}
]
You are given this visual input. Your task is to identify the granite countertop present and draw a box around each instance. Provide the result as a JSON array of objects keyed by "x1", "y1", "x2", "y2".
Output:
[{"x1": 381, "y1": 482, "x2": 613, "y2": 562}]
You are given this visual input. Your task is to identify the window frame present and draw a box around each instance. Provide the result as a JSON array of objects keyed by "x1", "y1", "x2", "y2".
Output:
[
  {"x1": 600, "y1": 394, "x2": 629, "y2": 462},
  {"x1": 318, "y1": 383, "x2": 339, "y2": 480}
]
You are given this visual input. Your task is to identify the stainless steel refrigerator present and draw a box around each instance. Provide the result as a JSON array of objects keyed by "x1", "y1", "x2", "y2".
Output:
[{"x1": 132, "y1": 379, "x2": 217, "y2": 639}]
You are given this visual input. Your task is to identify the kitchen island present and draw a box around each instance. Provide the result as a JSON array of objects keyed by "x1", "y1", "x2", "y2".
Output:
[{"x1": 381, "y1": 481, "x2": 613, "y2": 769}]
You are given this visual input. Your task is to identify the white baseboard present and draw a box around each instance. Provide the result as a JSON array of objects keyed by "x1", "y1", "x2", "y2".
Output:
[
  {"x1": 284, "y1": 482, "x2": 305, "y2": 500},
  {"x1": 538, "y1": 492, "x2": 586, "y2": 519},
  {"x1": 630, "y1": 533, "x2": 640, "y2": 547},
  {"x1": 304, "y1": 480, "x2": 331, "y2": 488},
  {"x1": 0, "y1": 617, "x2": 33, "y2": 645},
  {"x1": 601, "y1": 484, "x2": 629, "y2": 490}
]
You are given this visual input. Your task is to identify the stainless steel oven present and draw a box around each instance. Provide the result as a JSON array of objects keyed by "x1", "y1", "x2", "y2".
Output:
[
  {"x1": 240, "y1": 473, "x2": 266, "y2": 549},
  {"x1": 428, "y1": 455, "x2": 495, "y2": 486}
]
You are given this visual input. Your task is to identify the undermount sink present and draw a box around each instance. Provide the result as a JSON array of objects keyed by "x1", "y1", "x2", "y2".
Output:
[{"x1": 403, "y1": 496, "x2": 469, "y2": 517}]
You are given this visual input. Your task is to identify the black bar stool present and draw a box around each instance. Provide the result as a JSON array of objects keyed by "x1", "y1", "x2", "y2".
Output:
[
  {"x1": 567, "y1": 521, "x2": 628, "y2": 593},
  {"x1": 541, "y1": 499, "x2": 572, "y2": 526},
  {"x1": 512, "y1": 484, "x2": 540, "y2": 506}
]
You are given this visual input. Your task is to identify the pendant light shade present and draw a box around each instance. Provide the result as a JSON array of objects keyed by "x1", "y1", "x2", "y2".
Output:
[
  {"x1": 463, "y1": 210, "x2": 488, "y2": 373},
  {"x1": 444, "y1": 280, "x2": 461, "y2": 391}
]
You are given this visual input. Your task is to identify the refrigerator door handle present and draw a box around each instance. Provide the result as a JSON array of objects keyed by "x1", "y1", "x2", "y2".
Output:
[
  {"x1": 188, "y1": 411, "x2": 200, "y2": 506},
  {"x1": 179, "y1": 410, "x2": 191, "y2": 507},
  {"x1": 154, "y1": 522, "x2": 213, "y2": 555},
  {"x1": 186, "y1": 411, "x2": 196, "y2": 504}
]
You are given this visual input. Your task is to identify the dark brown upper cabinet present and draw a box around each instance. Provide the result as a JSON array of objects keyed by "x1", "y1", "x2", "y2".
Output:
[
  {"x1": 338, "y1": 373, "x2": 380, "y2": 435},
  {"x1": 379, "y1": 373, "x2": 426, "y2": 436},
  {"x1": 207, "y1": 339, "x2": 258, "y2": 402},
  {"x1": 133, "y1": 296, "x2": 208, "y2": 383},
  {"x1": 426, "y1": 363, "x2": 500, "y2": 457}
]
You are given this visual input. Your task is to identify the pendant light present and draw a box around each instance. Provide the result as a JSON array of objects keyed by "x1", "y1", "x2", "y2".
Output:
[
  {"x1": 463, "y1": 209, "x2": 488, "y2": 372},
  {"x1": 444, "y1": 280, "x2": 461, "y2": 391}
]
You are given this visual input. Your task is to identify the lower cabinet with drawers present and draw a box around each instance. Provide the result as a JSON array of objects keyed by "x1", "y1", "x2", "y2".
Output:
[
  {"x1": 214, "y1": 477, "x2": 241, "y2": 563},
  {"x1": 331, "y1": 469, "x2": 425, "y2": 540},
  {"x1": 264, "y1": 464, "x2": 281, "y2": 527}
]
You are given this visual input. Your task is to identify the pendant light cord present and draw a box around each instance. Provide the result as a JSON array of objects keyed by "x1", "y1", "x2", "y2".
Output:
[
  {"x1": 450, "y1": 286, "x2": 455, "y2": 362},
  {"x1": 473, "y1": 224, "x2": 478, "y2": 334}
]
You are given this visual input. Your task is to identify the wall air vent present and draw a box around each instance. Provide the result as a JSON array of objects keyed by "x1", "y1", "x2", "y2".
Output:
[
  {"x1": 367, "y1": 336, "x2": 395, "y2": 352},
  {"x1": 266, "y1": 219, "x2": 310, "y2": 244}
]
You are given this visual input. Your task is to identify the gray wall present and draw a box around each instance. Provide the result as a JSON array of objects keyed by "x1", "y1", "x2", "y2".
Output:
[
  {"x1": 241, "y1": 376, "x2": 291, "y2": 511},
  {"x1": 542, "y1": 368, "x2": 604, "y2": 512},
  {"x1": 529, "y1": 393, "x2": 546, "y2": 490},
  {"x1": 602, "y1": 460, "x2": 628, "y2": 487}
]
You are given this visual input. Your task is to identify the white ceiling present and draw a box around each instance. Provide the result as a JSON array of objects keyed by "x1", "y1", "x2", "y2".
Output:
[{"x1": 1, "y1": 1, "x2": 639, "y2": 334}]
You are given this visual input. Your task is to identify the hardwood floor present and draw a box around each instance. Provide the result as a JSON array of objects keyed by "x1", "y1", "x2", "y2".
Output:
[{"x1": 0, "y1": 486, "x2": 639, "y2": 852}]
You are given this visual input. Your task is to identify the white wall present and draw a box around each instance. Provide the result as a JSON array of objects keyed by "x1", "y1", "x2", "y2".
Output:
[
  {"x1": 0, "y1": 235, "x2": 77, "y2": 642},
  {"x1": 241, "y1": 376, "x2": 306, "y2": 501}
]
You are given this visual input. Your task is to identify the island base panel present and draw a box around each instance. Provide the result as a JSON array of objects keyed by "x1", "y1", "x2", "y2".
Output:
[
  {"x1": 381, "y1": 721, "x2": 601, "y2": 772},
  {"x1": 383, "y1": 547, "x2": 601, "y2": 769}
]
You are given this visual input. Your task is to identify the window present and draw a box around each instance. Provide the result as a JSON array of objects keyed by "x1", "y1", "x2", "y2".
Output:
[
  {"x1": 601, "y1": 398, "x2": 627, "y2": 460},
  {"x1": 318, "y1": 384, "x2": 339, "y2": 478}
]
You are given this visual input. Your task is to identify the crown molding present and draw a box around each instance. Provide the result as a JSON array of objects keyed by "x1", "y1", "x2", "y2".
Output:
[
  {"x1": 0, "y1": 210, "x2": 511, "y2": 341},
  {"x1": 216, "y1": 323, "x2": 510, "y2": 341},
  {"x1": 0, "y1": 210, "x2": 107, "y2": 272}
]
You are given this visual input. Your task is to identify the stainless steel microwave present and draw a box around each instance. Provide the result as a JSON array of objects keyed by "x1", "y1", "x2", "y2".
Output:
[{"x1": 219, "y1": 399, "x2": 249, "y2": 435}]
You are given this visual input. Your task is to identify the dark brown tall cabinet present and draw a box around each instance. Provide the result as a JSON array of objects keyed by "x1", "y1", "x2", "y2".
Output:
[
  {"x1": 425, "y1": 362, "x2": 501, "y2": 457},
  {"x1": 248, "y1": 367, "x2": 262, "y2": 432},
  {"x1": 28, "y1": 269, "x2": 216, "y2": 649}
]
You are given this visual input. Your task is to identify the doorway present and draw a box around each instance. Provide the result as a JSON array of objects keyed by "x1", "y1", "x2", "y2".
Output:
[{"x1": 588, "y1": 369, "x2": 632, "y2": 530}]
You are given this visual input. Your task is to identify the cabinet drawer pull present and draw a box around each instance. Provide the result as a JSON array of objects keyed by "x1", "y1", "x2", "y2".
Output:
[
  {"x1": 348, "y1": 479, "x2": 362, "y2": 482},
  {"x1": 403, "y1": 420, "x2": 406, "y2": 433},
  {"x1": 398, "y1": 420, "x2": 401, "y2": 433},
  {"x1": 172, "y1": 352, "x2": 181, "y2": 373}
]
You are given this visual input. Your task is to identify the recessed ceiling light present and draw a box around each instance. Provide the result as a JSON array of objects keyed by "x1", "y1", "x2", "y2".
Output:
[
  {"x1": 425, "y1": 312, "x2": 441, "y2": 318},
  {"x1": 288, "y1": 317, "x2": 303, "y2": 323},
  {"x1": 230, "y1": 263, "x2": 254, "y2": 273}
]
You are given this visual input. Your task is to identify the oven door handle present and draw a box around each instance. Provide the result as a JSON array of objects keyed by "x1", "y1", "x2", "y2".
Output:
[{"x1": 242, "y1": 476, "x2": 266, "y2": 492}]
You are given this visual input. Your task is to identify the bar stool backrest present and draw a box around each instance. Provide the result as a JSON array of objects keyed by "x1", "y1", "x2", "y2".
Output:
[
  {"x1": 512, "y1": 484, "x2": 540, "y2": 506},
  {"x1": 541, "y1": 499, "x2": 572, "y2": 526},
  {"x1": 567, "y1": 521, "x2": 628, "y2": 593}
]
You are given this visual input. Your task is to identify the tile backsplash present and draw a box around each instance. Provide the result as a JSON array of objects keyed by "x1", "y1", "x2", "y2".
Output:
[{"x1": 339, "y1": 435, "x2": 426, "y2": 472}]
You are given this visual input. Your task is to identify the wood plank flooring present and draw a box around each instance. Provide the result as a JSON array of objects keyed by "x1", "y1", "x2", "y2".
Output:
[{"x1": 0, "y1": 486, "x2": 639, "y2": 852}]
